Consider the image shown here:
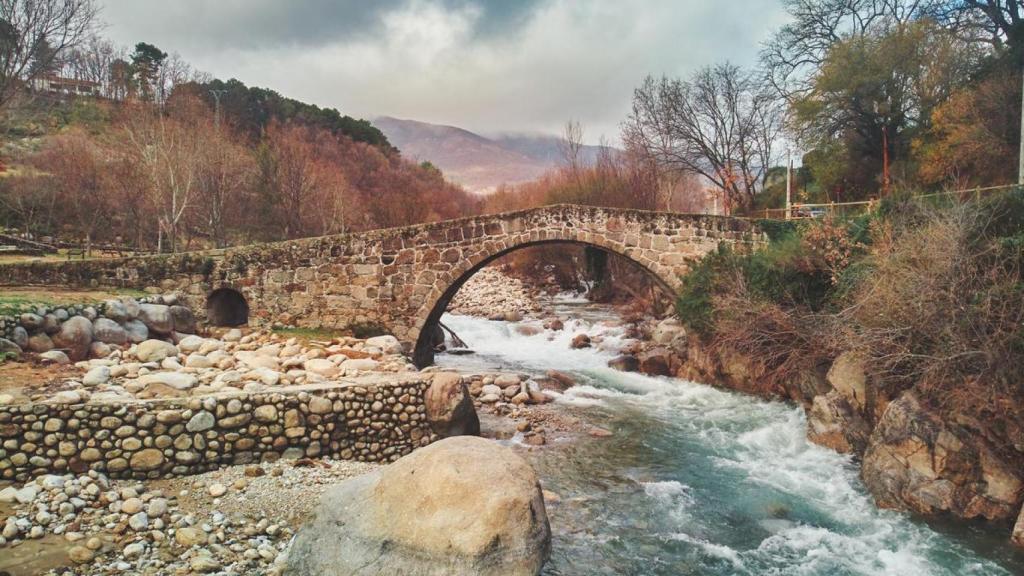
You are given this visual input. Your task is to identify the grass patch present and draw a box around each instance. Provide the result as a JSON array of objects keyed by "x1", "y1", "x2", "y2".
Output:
[{"x1": 0, "y1": 288, "x2": 148, "y2": 316}]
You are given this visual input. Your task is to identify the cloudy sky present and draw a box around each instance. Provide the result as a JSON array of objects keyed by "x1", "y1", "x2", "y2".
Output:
[{"x1": 99, "y1": 0, "x2": 788, "y2": 143}]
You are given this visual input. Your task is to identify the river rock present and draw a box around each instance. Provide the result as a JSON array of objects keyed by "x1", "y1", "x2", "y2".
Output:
[
  {"x1": 27, "y1": 332, "x2": 54, "y2": 353},
  {"x1": 92, "y1": 317, "x2": 127, "y2": 345},
  {"x1": 637, "y1": 347, "x2": 673, "y2": 376},
  {"x1": 0, "y1": 338, "x2": 20, "y2": 355},
  {"x1": 288, "y1": 436, "x2": 550, "y2": 576},
  {"x1": 570, "y1": 334, "x2": 591, "y2": 349},
  {"x1": 124, "y1": 319, "x2": 149, "y2": 343},
  {"x1": 136, "y1": 339, "x2": 178, "y2": 363},
  {"x1": 425, "y1": 372, "x2": 480, "y2": 438},
  {"x1": 103, "y1": 299, "x2": 129, "y2": 322},
  {"x1": 365, "y1": 335, "x2": 402, "y2": 354},
  {"x1": 861, "y1": 391, "x2": 1024, "y2": 520},
  {"x1": 806, "y1": 391, "x2": 872, "y2": 454},
  {"x1": 19, "y1": 312, "x2": 43, "y2": 330},
  {"x1": 138, "y1": 304, "x2": 173, "y2": 335},
  {"x1": 82, "y1": 366, "x2": 112, "y2": 386},
  {"x1": 39, "y1": 350, "x2": 70, "y2": 365},
  {"x1": 52, "y1": 316, "x2": 93, "y2": 360},
  {"x1": 651, "y1": 318, "x2": 686, "y2": 345},
  {"x1": 11, "y1": 326, "x2": 28, "y2": 349},
  {"x1": 169, "y1": 305, "x2": 197, "y2": 334},
  {"x1": 607, "y1": 355, "x2": 639, "y2": 372},
  {"x1": 827, "y1": 352, "x2": 868, "y2": 411},
  {"x1": 305, "y1": 358, "x2": 340, "y2": 377}
]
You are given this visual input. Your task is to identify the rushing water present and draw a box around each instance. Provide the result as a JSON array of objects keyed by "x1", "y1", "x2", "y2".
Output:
[{"x1": 436, "y1": 299, "x2": 1024, "y2": 576}]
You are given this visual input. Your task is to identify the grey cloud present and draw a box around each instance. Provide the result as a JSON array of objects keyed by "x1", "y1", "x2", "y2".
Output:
[{"x1": 100, "y1": 0, "x2": 546, "y2": 51}]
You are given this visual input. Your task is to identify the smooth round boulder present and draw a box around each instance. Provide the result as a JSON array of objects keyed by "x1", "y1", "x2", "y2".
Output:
[
  {"x1": 27, "y1": 332, "x2": 54, "y2": 353},
  {"x1": 287, "y1": 436, "x2": 550, "y2": 576},
  {"x1": 124, "y1": 319, "x2": 149, "y2": 343},
  {"x1": 52, "y1": 316, "x2": 93, "y2": 360},
  {"x1": 92, "y1": 317, "x2": 128, "y2": 345},
  {"x1": 169, "y1": 305, "x2": 196, "y2": 334},
  {"x1": 135, "y1": 339, "x2": 178, "y2": 363},
  {"x1": 138, "y1": 304, "x2": 173, "y2": 335},
  {"x1": 425, "y1": 372, "x2": 480, "y2": 438}
]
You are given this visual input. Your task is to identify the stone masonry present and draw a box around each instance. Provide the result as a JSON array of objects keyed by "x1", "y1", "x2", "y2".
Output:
[
  {"x1": 0, "y1": 378, "x2": 436, "y2": 482},
  {"x1": 0, "y1": 205, "x2": 766, "y2": 366}
]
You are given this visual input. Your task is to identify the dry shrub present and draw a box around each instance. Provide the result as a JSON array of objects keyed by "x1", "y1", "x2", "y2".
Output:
[
  {"x1": 835, "y1": 203, "x2": 1024, "y2": 423},
  {"x1": 709, "y1": 266, "x2": 835, "y2": 394}
]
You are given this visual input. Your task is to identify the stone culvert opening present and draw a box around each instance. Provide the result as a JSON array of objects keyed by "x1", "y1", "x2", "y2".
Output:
[{"x1": 206, "y1": 288, "x2": 249, "y2": 326}]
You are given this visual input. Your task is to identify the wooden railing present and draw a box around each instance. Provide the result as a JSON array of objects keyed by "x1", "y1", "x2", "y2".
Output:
[{"x1": 758, "y1": 184, "x2": 1022, "y2": 221}]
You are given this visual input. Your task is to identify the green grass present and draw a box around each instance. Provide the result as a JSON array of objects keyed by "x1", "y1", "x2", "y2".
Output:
[{"x1": 0, "y1": 288, "x2": 148, "y2": 317}]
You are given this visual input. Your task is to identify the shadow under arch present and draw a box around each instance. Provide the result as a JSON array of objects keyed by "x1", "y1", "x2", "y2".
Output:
[
  {"x1": 411, "y1": 239, "x2": 675, "y2": 367},
  {"x1": 206, "y1": 288, "x2": 249, "y2": 327}
]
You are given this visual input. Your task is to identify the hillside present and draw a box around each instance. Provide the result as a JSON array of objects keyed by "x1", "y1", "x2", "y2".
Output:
[{"x1": 374, "y1": 116, "x2": 604, "y2": 193}]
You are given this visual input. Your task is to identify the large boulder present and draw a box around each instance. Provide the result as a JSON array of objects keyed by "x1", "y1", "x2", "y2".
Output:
[
  {"x1": 52, "y1": 316, "x2": 93, "y2": 361},
  {"x1": 827, "y1": 352, "x2": 868, "y2": 411},
  {"x1": 806, "y1": 391, "x2": 872, "y2": 454},
  {"x1": 365, "y1": 335, "x2": 402, "y2": 354},
  {"x1": 637, "y1": 347, "x2": 673, "y2": 376},
  {"x1": 102, "y1": 299, "x2": 129, "y2": 322},
  {"x1": 11, "y1": 326, "x2": 28, "y2": 350},
  {"x1": 27, "y1": 332, "x2": 54, "y2": 353},
  {"x1": 92, "y1": 318, "x2": 127, "y2": 345},
  {"x1": 425, "y1": 372, "x2": 480, "y2": 438},
  {"x1": 138, "y1": 304, "x2": 173, "y2": 335},
  {"x1": 169, "y1": 305, "x2": 196, "y2": 334},
  {"x1": 124, "y1": 319, "x2": 149, "y2": 344},
  {"x1": 861, "y1": 391, "x2": 1024, "y2": 521},
  {"x1": 287, "y1": 436, "x2": 551, "y2": 576},
  {"x1": 0, "y1": 338, "x2": 21, "y2": 355}
]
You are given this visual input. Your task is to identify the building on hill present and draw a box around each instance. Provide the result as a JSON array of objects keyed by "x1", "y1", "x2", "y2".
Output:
[{"x1": 30, "y1": 74, "x2": 100, "y2": 97}]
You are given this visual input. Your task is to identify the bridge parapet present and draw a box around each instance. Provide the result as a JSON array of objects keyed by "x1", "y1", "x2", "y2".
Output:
[{"x1": 0, "y1": 205, "x2": 766, "y2": 364}]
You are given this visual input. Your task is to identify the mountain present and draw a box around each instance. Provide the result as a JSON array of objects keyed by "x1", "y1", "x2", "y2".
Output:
[{"x1": 374, "y1": 116, "x2": 604, "y2": 193}]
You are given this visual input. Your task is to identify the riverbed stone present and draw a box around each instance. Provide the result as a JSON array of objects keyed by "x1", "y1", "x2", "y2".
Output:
[
  {"x1": 52, "y1": 316, "x2": 93, "y2": 361},
  {"x1": 425, "y1": 372, "x2": 480, "y2": 438},
  {"x1": 138, "y1": 304, "x2": 174, "y2": 335},
  {"x1": 92, "y1": 317, "x2": 128, "y2": 345},
  {"x1": 288, "y1": 436, "x2": 550, "y2": 575}
]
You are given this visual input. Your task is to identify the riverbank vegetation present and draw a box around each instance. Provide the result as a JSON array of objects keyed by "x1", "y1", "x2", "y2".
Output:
[{"x1": 676, "y1": 189, "x2": 1024, "y2": 440}]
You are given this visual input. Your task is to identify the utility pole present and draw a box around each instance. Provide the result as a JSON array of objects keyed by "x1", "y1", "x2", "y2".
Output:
[
  {"x1": 785, "y1": 151, "x2": 792, "y2": 220},
  {"x1": 882, "y1": 124, "x2": 890, "y2": 196},
  {"x1": 1019, "y1": 63, "x2": 1024, "y2": 186},
  {"x1": 209, "y1": 89, "x2": 228, "y2": 130}
]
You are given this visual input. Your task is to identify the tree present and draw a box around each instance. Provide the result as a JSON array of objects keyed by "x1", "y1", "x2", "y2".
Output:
[
  {"x1": 32, "y1": 128, "x2": 109, "y2": 253},
  {"x1": 762, "y1": 0, "x2": 929, "y2": 100},
  {"x1": 928, "y1": 0, "x2": 1024, "y2": 58},
  {"x1": 792, "y1": 20, "x2": 981, "y2": 197},
  {"x1": 122, "y1": 101, "x2": 202, "y2": 252},
  {"x1": 129, "y1": 42, "x2": 166, "y2": 102},
  {"x1": 916, "y1": 69, "x2": 1022, "y2": 186},
  {"x1": 0, "y1": 0, "x2": 98, "y2": 109},
  {"x1": 623, "y1": 64, "x2": 784, "y2": 214}
]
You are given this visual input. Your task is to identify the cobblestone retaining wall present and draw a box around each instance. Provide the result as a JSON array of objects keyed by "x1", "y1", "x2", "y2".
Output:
[{"x1": 0, "y1": 380, "x2": 435, "y2": 482}]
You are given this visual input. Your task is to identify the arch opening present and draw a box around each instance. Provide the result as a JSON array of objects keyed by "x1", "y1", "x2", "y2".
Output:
[
  {"x1": 412, "y1": 239, "x2": 675, "y2": 368},
  {"x1": 206, "y1": 288, "x2": 249, "y2": 327}
]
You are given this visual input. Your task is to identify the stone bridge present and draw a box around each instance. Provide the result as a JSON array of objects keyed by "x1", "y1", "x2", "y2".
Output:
[{"x1": 0, "y1": 205, "x2": 766, "y2": 366}]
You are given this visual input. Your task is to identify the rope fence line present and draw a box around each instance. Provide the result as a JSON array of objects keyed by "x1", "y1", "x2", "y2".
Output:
[{"x1": 759, "y1": 183, "x2": 1023, "y2": 220}]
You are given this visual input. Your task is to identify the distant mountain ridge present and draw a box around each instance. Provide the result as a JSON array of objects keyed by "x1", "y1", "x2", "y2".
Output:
[{"x1": 374, "y1": 116, "x2": 605, "y2": 193}]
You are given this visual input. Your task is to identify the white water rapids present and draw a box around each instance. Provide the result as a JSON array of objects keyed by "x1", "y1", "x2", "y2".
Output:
[{"x1": 435, "y1": 300, "x2": 1024, "y2": 576}]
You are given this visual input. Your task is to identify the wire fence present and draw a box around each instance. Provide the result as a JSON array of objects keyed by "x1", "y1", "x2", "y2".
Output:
[{"x1": 757, "y1": 183, "x2": 1023, "y2": 221}]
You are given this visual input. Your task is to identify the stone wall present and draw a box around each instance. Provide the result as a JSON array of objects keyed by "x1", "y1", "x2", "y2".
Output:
[
  {"x1": 0, "y1": 380, "x2": 435, "y2": 482},
  {"x1": 0, "y1": 205, "x2": 766, "y2": 365}
]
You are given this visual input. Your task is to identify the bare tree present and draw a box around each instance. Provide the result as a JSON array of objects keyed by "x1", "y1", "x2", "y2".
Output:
[
  {"x1": 0, "y1": 0, "x2": 98, "y2": 110},
  {"x1": 761, "y1": 0, "x2": 929, "y2": 100},
  {"x1": 926, "y1": 1, "x2": 1024, "y2": 55},
  {"x1": 559, "y1": 120, "x2": 585, "y2": 178},
  {"x1": 623, "y1": 64, "x2": 784, "y2": 215}
]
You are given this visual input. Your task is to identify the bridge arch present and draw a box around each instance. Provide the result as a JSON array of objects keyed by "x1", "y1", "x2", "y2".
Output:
[{"x1": 410, "y1": 233, "x2": 678, "y2": 367}]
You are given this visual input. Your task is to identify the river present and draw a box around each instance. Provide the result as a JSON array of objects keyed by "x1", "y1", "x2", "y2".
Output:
[{"x1": 436, "y1": 297, "x2": 1024, "y2": 576}]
